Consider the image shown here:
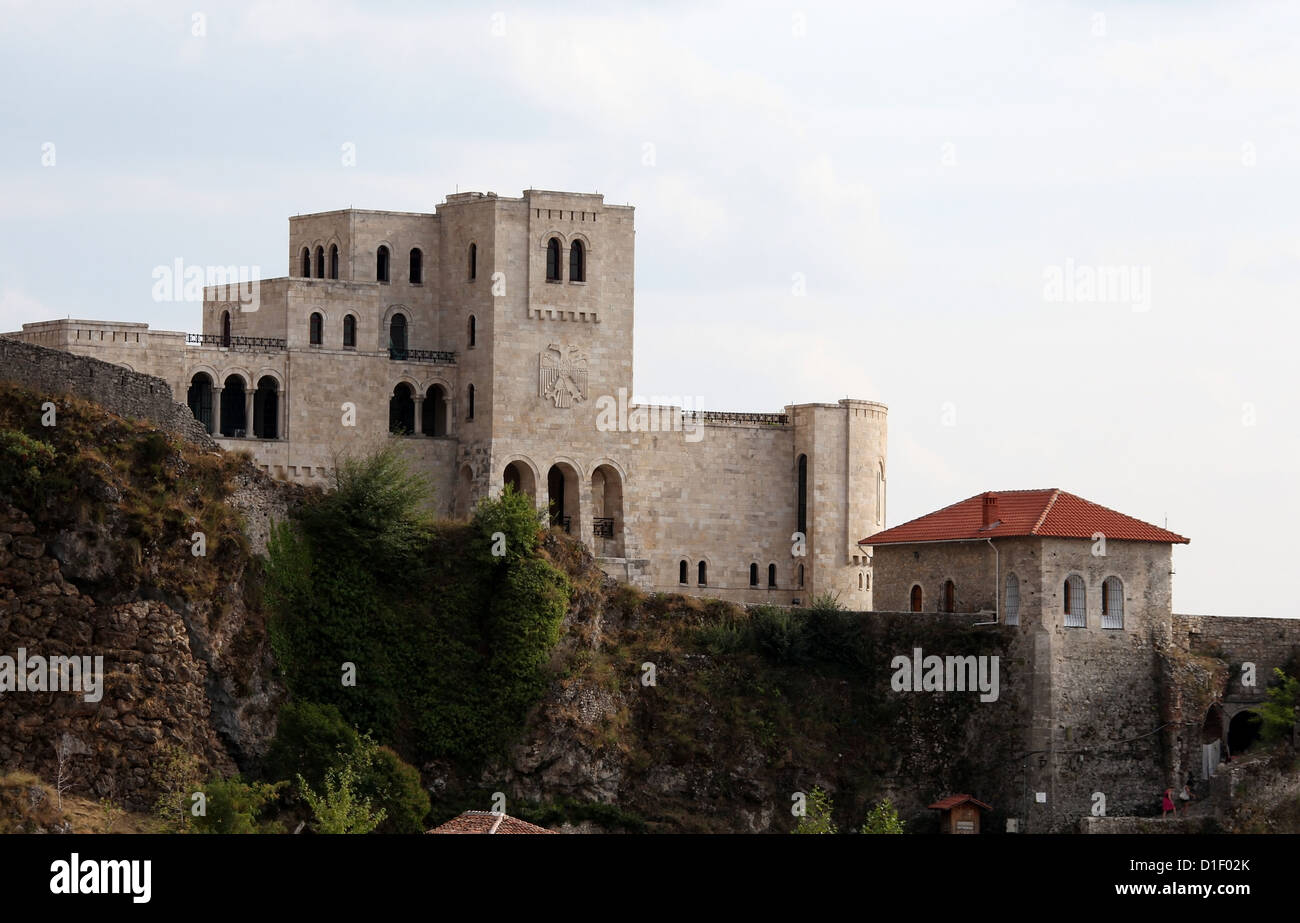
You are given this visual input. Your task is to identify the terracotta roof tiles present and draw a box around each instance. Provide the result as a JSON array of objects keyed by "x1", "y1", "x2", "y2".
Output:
[{"x1": 861, "y1": 489, "x2": 1188, "y2": 546}]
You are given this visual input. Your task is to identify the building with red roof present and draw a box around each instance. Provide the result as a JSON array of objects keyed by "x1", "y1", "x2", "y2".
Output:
[{"x1": 859, "y1": 489, "x2": 1187, "y2": 630}]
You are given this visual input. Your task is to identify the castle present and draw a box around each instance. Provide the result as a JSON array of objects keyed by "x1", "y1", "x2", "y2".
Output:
[
  {"x1": 6, "y1": 189, "x2": 886, "y2": 609},
  {"x1": 7, "y1": 189, "x2": 1299, "y2": 833}
]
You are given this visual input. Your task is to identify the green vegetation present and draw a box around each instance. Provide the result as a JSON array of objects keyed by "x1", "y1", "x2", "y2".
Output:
[
  {"x1": 150, "y1": 745, "x2": 202, "y2": 833},
  {"x1": 266, "y1": 449, "x2": 570, "y2": 768},
  {"x1": 794, "y1": 786, "x2": 837, "y2": 834},
  {"x1": 0, "y1": 429, "x2": 57, "y2": 499},
  {"x1": 860, "y1": 798, "x2": 905, "y2": 834},
  {"x1": 1255, "y1": 667, "x2": 1299, "y2": 744},
  {"x1": 298, "y1": 763, "x2": 386, "y2": 835},
  {"x1": 192, "y1": 777, "x2": 285, "y2": 834}
]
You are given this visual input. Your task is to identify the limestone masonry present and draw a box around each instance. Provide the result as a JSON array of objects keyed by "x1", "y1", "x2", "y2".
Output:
[{"x1": 5, "y1": 189, "x2": 884, "y2": 607}]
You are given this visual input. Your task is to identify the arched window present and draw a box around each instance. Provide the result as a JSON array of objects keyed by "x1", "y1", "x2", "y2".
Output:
[
  {"x1": 342, "y1": 315, "x2": 356, "y2": 349},
  {"x1": 797, "y1": 454, "x2": 808, "y2": 536},
  {"x1": 377, "y1": 246, "x2": 390, "y2": 283},
  {"x1": 300, "y1": 248, "x2": 310, "y2": 278},
  {"x1": 467, "y1": 383, "x2": 475, "y2": 420},
  {"x1": 859, "y1": 573, "x2": 864, "y2": 590},
  {"x1": 468, "y1": 315, "x2": 476, "y2": 348},
  {"x1": 749, "y1": 563, "x2": 759, "y2": 586},
  {"x1": 697, "y1": 560, "x2": 707, "y2": 586},
  {"x1": 1102, "y1": 577, "x2": 1124, "y2": 629},
  {"x1": 569, "y1": 240, "x2": 585, "y2": 281},
  {"x1": 1064, "y1": 575, "x2": 1086, "y2": 627},
  {"x1": 309, "y1": 312, "x2": 323, "y2": 346},
  {"x1": 315, "y1": 246, "x2": 324, "y2": 278},
  {"x1": 1004, "y1": 573, "x2": 1020, "y2": 626},
  {"x1": 409, "y1": 248, "x2": 423, "y2": 284},
  {"x1": 910, "y1": 585, "x2": 923, "y2": 612},
  {"x1": 468, "y1": 243, "x2": 477, "y2": 280},
  {"x1": 768, "y1": 563, "x2": 777, "y2": 588},
  {"x1": 221, "y1": 310, "x2": 231, "y2": 347},
  {"x1": 388, "y1": 383, "x2": 415, "y2": 435},
  {"x1": 679, "y1": 560, "x2": 688, "y2": 585},
  {"x1": 798, "y1": 565, "x2": 805, "y2": 588},
  {"x1": 329, "y1": 244, "x2": 339, "y2": 280},
  {"x1": 942, "y1": 579, "x2": 956, "y2": 613},
  {"x1": 546, "y1": 237, "x2": 561, "y2": 281},
  {"x1": 388, "y1": 314, "x2": 407, "y2": 355}
]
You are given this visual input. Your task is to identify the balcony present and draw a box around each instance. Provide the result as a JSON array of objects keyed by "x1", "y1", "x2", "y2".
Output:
[
  {"x1": 187, "y1": 333, "x2": 286, "y2": 351},
  {"x1": 389, "y1": 347, "x2": 456, "y2": 364}
]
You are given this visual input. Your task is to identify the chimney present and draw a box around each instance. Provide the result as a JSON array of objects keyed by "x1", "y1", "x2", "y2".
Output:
[{"x1": 981, "y1": 492, "x2": 999, "y2": 527}]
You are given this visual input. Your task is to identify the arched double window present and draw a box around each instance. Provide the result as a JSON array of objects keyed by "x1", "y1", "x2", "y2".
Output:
[
  {"x1": 315, "y1": 246, "x2": 325, "y2": 278},
  {"x1": 1004, "y1": 573, "x2": 1020, "y2": 626},
  {"x1": 1102, "y1": 577, "x2": 1124, "y2": 629},
  {"x1": 376, "y1": 246, "x2": 390, "y2": 283},
  {"x1": 569, "y1": 240, "x2": 585, "y2": 281},
  {"x1": 910, "y1": 584, "x2": 923, "y2": 612},
  {"x1": 329, "y1": 244, "x2": 339, "y2": 280},
  {"x1": 342, "y1": 315, "x2": 356, "y2": 349},
  {"x1": 545, "y1": 237, "x2": 561, "y2": 281},
  {"x1": 300, "y1": 247, "x2": 310, "y2": 278},
  {"x1": 309, "y1": 312, "x2": 323, "y2": 346},
  {"x1": 749, "y1": 563, "x2": 759, "y2": 587},
  {"x1": 1064, "y1": 575, "x2": 1086, "y2": 627},
  {"x1": 409, "y1": 248, "x2": 423, "y2": 284}
]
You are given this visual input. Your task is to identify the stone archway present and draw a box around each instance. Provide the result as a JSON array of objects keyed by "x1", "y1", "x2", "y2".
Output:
[
  {"x1": 546, "y1": 462, "x2": 580, "y2": 533},
  {"x1": 187, "y1": 372, "x2": 214, "y2": 434},
  {"x1": 1227, "y1": 710, "x2": 1261, "y2": 755},
  {"x1": 253, "y1": 375, "x2": 279, "y2": 439},
  {"x1": 503, "y1": 460, "x2": 537, "y2": 502},
  {"x1": 219, "y1": 374, "x2": 247, "y2": 437},
  {"x1": 591, "y1": 463, "x2": 624, "y2": 557}
]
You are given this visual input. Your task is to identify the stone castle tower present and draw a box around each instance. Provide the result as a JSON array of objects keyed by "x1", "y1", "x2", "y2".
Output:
[{"x1": 7, "y1": 189, "x2": 887, "y2": 607}]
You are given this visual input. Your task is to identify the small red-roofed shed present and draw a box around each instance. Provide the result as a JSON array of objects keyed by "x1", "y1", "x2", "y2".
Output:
[{"x1": 928, "y1": 794, "x2": 991, "y2": 834}]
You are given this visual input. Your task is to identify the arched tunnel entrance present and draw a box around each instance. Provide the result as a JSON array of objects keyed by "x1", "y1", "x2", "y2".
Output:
[{"x1": 1227, "y1": 710, "x2": 1261, "y2": 755}]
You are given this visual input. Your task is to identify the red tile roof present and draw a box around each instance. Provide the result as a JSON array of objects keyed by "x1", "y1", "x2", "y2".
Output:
[
  {"x1": 861, "y1": 489, "x2": 1189, "y2": 546},
  {"x1": 928, "y1": 794, "x2": 992, "y2": 811},
  {"x1": 426, "y1": 811, "x2": 557, "y2": 834}
]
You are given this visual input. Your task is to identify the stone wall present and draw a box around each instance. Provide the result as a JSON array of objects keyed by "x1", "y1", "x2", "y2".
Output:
[{"x1": 0, "y1": 336, "x2": 213, "y2": 448}]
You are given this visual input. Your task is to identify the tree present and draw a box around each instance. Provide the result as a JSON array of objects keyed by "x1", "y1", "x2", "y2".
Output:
[
  {"x1": 860, "y1": 798, "x2": 905, "y2": 834},
  {"x1": 151, "y1": 745, "x2": 202, "y2": 832},
  {"x1": 51, "y1": 733, "x2": 88, "y2": 811},
  {"x1": 297, "y1": 763, "x2": 387, "y2": 835},
  {"x1": 192, "y1": 777, "x2": 285, "y2": 834},
  {"x1": 794, "y1": 786, "x2": 837, "y2": 834},
  {"x1": 1255, "y1": 667, "x2": 1299, "y2": 744}
]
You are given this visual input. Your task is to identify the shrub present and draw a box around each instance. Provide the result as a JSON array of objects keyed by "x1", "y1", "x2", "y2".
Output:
[
  {"x1": 0, "y1": 430, "x2": 56, "y2": 499},
  {"x1": 794, "y1": 786, "x2": 837, "y2": 834},
  {"x1": 192, "y1": 776, "x2": 285, "y2": 834},
  {"x1": 297, "y1": 763, "x2": 386, "y2": 835},
  {"x1": 263, "y1": 701, "x2": 360, "y2": 791},
  {"x1": 860, "y1": 798, "x2": 905, "y2": 834}
]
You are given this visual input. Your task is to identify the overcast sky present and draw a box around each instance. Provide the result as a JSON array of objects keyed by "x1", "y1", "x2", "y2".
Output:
[{"x1": 2, "y1": 1, "x2": 1295, "y2": 617}]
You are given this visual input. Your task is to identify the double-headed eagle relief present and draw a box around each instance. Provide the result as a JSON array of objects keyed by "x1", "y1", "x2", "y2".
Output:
[{"x1": 540, "y1": 343, "x2": 589, "y2": 408}]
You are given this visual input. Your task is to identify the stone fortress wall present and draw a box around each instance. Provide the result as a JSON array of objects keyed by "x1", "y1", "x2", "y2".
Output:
[{"x1": 4, "y1": 189, "x2": 887, "y2": 608}]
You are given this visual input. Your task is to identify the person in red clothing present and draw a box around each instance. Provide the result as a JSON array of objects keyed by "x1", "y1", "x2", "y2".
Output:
[{"x1": 1161, "y1": 788, "x2": 1175, "y2": 818}]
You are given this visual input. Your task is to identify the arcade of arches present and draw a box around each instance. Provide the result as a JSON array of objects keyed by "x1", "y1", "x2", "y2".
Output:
[
  {"x1": 187, "y1": 372, "x2": 281, "y2": 439},
  {"x1": 501, "y1": 461, "x2": 623, "y2": 557}
]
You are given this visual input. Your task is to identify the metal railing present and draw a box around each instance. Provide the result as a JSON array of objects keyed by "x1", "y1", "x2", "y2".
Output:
[
  {"x1": 187, "y1": 333, "x2": 286, "y2": 350},
  {"x1": 688, "y1": 410, "x2": 789, "y2": 426},
  {"x1": 389, "y1": 347, "x2": 456, "y2": 364}
]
